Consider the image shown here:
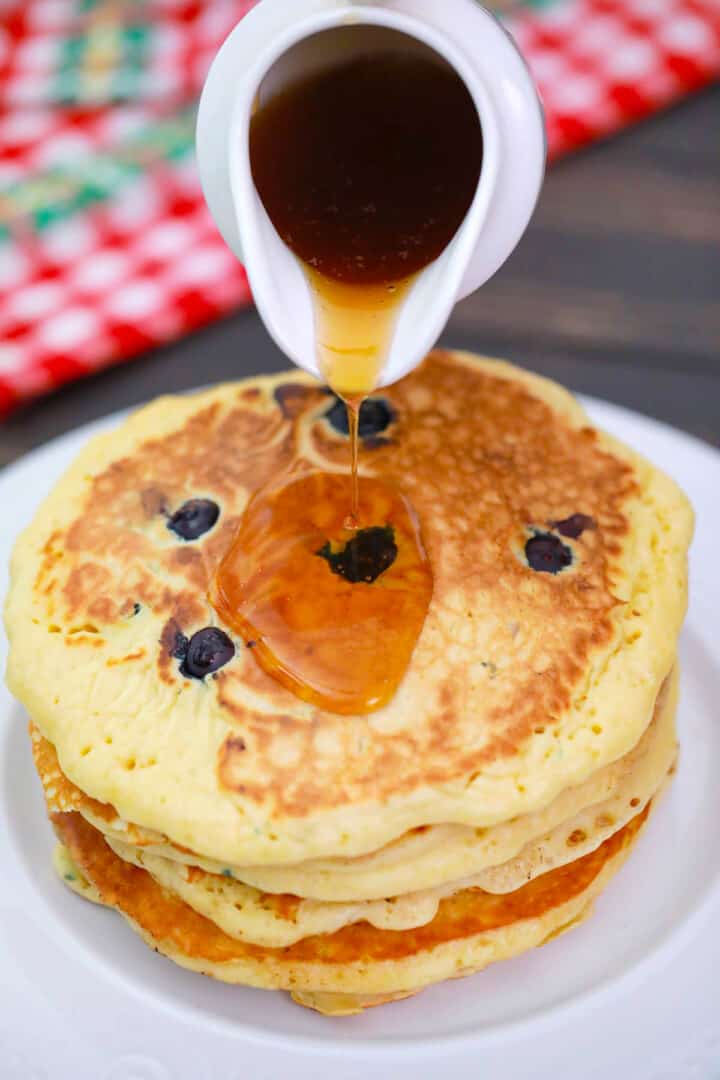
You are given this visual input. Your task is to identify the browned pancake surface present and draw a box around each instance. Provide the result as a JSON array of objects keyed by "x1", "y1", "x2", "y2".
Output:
[{"x1": 29, "y1": 353, "x2": 637, "y2": 822}]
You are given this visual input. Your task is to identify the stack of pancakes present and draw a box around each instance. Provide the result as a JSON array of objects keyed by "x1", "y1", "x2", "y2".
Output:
[{"x1": 4, "y1": 352, "x2": 692, "y2": 1014}]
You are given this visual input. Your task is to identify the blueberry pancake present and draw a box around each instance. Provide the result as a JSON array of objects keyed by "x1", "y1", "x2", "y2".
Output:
[
  {"x1": 32, "y1": 667, "x2": 677, "y2": 946},
  {"x1": 51, "y1": 801, "x2": 652, "y2": 1014},
  {"x1": 35, "y1": 668, "x2": 676, "y2": 957},
  {"x1": 5, "y1": 351, "x2": 693, "y2": 1012}
]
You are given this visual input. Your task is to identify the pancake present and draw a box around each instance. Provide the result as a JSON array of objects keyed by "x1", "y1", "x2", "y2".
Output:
[
  {"x1": 106, "y1": 742, "x2": 672, "y2": 946},
  {"x1": 5, "y1": 352, "x2": 693, "y2": 867},
  {"x1": 52, "y1": 841, "x2": 104, "y2": 906},
  {"x1": 30, "y1": 663, "x2": 676, "y2": 925},
  {"x1": 33, "y1": 669, "x2": 675, "y2": 949},
  {"x1": 290, "y1": 989, "x2": 420, "y2": 1016},
  {"x1": 51, "y1": 804, "x2": 650, "y2": 1008}
]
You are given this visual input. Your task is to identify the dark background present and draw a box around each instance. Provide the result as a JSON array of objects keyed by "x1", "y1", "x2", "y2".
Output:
[{"x1": 1, "y1": 84, "x2": 717, "y2": 468}]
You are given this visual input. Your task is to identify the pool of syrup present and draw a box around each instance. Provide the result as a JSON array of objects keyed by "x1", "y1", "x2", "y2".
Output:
[{"x1": 211, "y1": 473, "x2": 433, "y2": 714}]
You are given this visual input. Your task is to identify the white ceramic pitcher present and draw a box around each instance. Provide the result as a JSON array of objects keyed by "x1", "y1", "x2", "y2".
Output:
[{"x1": 197, "y1": 0, "x2": 545, "y2": 389}]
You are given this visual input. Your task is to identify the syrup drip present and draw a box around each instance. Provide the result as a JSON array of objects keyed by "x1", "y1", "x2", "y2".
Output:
[
  {"x1": 346, "y1": 396, "x2": 360, "y2": 528},
  {"x1": 212, "y1": 49, "x2": 481, "y2": 712}
]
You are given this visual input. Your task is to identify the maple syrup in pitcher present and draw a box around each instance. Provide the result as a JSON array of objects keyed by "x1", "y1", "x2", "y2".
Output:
[{"x1": 211, "y1": 49, "x2": 483, "y2": 713}]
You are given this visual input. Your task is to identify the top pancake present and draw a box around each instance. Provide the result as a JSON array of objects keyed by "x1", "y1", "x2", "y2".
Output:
[{"x1": 4, "y1": 352, "x2": 692, "y2": 864}]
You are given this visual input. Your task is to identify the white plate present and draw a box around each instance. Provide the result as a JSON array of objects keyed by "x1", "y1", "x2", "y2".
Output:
[{"x1": 1, "y1": 396, "x2": 718, "y2": 1080}]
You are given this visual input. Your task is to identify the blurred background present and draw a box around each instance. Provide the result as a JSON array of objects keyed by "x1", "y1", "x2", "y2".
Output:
[{"x1": 0, "y1": 0, "x2": 718, "y2": 466}]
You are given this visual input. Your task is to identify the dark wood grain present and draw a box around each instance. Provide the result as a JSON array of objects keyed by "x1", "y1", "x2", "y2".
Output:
[{"x1": 1, "y1": 86, "x2": 718, "y2": 468}]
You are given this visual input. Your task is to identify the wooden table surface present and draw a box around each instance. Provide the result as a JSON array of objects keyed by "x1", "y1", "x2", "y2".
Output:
[{"x1": 1, "y1": 85, "x2": 718, "y2": 468}]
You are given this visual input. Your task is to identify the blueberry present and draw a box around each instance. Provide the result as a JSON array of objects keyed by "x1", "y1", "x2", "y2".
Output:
[
  {"x1": 549, "y1": 513, "x2": 596, "y2": 539},
  {"x1": 317, "y1": 526, "x2": 397, "y2": 584},
  {"x1": 525, "y1": 532, "x2": 573, "y2": 574},
  {"x1": 325, "y1": 396, "x2": 396, "y2": 439},
  {"x1": 167, "y1": 499, "x2": 220, "y2": 541},
  {"x1": 171, "y1": 630, "x2": 190, "y2": 660},
  {"x1": 180, "y1": 627, "x2": 235, "y2": 679}
]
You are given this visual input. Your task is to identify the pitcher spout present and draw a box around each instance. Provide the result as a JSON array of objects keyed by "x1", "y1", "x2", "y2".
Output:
[{"x1": 197, "y1": 0, "x2": 545, "y2": 388}]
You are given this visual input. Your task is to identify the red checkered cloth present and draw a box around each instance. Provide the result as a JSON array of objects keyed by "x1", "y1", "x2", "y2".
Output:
[
  {"x1": 513, "y1": 0, "x2": 720, "y2": 157},
  {"x1": 1, "y1": 0, "x2": 719, "y2": 417}
]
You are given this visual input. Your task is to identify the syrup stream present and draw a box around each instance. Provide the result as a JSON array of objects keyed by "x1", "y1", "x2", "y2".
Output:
[{"x1": 346, "y1": 397, "x2": 361, "y2": 529}]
